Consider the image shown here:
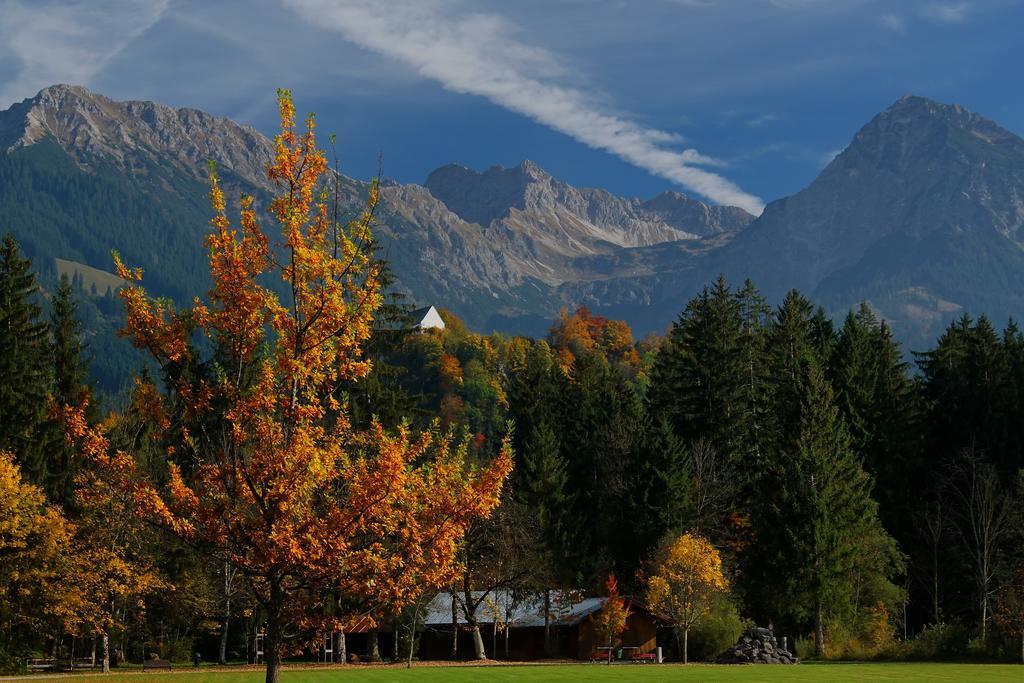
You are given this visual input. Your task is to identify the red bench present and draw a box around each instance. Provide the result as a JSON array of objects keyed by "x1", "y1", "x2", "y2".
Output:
[{"x1": 631, "y1": 652, "x2": 657, "y2": 663}]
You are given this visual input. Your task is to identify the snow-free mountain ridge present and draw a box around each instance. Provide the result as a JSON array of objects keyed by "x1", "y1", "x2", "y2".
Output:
[{"x1": 3, "y1": 85, "x2": 1024, "y2": 347}]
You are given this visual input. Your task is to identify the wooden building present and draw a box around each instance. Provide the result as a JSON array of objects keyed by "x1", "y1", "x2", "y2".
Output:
[{"x1": 418, "y1": 591, "x2": 670, "y2": 661}]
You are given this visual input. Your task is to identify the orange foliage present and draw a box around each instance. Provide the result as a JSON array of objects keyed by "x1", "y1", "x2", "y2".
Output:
[
  {"x1": 549, "y1": 306, "x2": 639, "y2": 371},
  {"x1": 439, "y1": 353, "x2": 464, "y2": 390},
  {"x1": 66, "y1": 90, "x2": 511, "y2": 679},
  {"x1": 592, "y1": 574, "x2": 631, "y2": 658}
]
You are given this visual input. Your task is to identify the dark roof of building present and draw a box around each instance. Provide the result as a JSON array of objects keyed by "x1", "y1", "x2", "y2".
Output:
[{"x1": 422, "y1": 591, "x2": 671, "y2": 628}]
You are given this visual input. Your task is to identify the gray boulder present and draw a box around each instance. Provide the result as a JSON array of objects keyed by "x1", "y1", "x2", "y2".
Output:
[{"x1": 716, "y1": 627, "x2": 798, "y2": 665}]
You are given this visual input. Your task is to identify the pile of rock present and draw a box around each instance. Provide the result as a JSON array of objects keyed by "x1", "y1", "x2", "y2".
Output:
[{"x1": 716, "y1": 627, "x2": 798, "y2": 664}]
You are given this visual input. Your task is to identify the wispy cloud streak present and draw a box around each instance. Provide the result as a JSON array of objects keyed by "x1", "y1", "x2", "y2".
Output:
[
  {"x1": 922, "y1": 3, "x2": 971, "y2": 24},
  {"x1": 284, "y1": 0, "x2": 765, "y2": 213},
  {"x1": 0, "y1": 0, "x2": 169, "y2": 107}
]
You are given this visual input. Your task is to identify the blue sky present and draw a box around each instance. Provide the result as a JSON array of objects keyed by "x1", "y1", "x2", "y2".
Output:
[{"x1": 1, "y1": 0, "x2": 1022, "y2": 213}]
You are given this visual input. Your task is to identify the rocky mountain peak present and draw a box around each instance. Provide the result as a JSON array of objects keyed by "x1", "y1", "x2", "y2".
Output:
[
  {"x1": 716, "y1": 93, "x2": 1024, "y2": 343},
  {"x1": 837, "y1": 94, "x2": 1024, "y2": 172},
  {"x1": 1, "y1": 84, "x2": 275, "y2": 189},
  {"x1": 424, "y1": 162, "x2": 534, "y2": 226},
  {"x1": 424, "y1": 159, "x2": 753, "y2": 246}
]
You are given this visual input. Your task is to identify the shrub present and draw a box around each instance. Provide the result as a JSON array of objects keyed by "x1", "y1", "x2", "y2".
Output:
[
  {"x1": 794, "y1": 636, "x2": 816, "y2": 660},
  {"x1": 902, "y1": 623, "x2": 970, "y2": 661},
  {"x1": 822, "y1": 602, "x2": 900, "y2": 660},
  {"x1": 685, "y1": 594, "x2": 750, "y2": 661}
]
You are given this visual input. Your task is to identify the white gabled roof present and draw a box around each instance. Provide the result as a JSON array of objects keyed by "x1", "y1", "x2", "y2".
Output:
[{"x1": 411, "y1": 305, "x2": 445, "y2": 330}]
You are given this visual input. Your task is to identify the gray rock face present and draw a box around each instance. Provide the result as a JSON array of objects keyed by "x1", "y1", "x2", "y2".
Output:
[
  {"x1": 711, "y1": 94, "x2": 1024, "y2": 346},
  {"x1": 717, "y1": 627, "x2": 798, "y2": 665},
  {"x1": 425, "y1": 160, "x2": 753, "y2": 252},
  {"x1": 6, "y1": 85, "x2": 1024, "y2": 346},
  {"x1": 2, "y1": 84, "x2": 275, "y2": 190}
]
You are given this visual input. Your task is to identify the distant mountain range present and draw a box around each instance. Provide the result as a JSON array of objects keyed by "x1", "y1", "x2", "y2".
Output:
[{"x1": 3, "y1": 85, "x2": 1023, "y2": 349}]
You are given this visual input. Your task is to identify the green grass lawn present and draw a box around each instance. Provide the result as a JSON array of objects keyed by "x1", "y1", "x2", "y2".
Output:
[{"x1": 16, "y1": 662, "x2": 1021, "y2": 683}]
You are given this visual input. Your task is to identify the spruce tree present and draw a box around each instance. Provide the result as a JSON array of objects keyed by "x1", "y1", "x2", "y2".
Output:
[
  {"x1": 507, "y1": 340, "x2": 565, "y2": 470},
  {"x1": 562, "y1": 350, "x2": 646, "y2": 583},
  {"x1": 830, "y1": 305, "x2": 921, "y2": 523},
  {"x1": 735, "y1": 279, "x2": 772, "y2": 463},
  {"x1": 919, "y1": 315, "x2": 1015, "y2": 480},
  {"x1": 46, "y1": 274, "x2": 93, "y2": 503},
  {"x1": 520, "y1": 422, "x2": 569, "y2": 542},
  {"x1": 345, "y1": 250, "x2": 421, "y2": 430},
  {"x1": 647, "y1": 276, "x2": 766, "y2": 478},
  {"x1": 753, "y1": 359, "x2": 900, "y2": 655},
  {"x1": 764, "y1": 289, "x2": 818, "y2": 454},
  {"x1": 0, "y1": 234, "x2": 51, "y2": 485}
]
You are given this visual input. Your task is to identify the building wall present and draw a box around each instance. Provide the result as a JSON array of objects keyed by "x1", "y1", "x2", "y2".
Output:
[
  {"x1": 575, "y1": 612, "x2": 659, "y2": 659},
  {"x1": 419, "y1": 613, "x2": 663, "y2": 661}
]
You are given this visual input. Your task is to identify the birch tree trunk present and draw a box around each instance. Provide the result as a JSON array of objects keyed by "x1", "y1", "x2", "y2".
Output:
[
  {"x1": 450, "y1": 592, "x2": 459, "y2": 659},
  {"x1": 470, "y1": 625, "x2": 486, "y2": 661},
  {"x1": 543, "y1": 590, "x2": 551, "y2": 656},
  {"x1": 814, "y1": 600, "x2": 825, "y2": 657}
]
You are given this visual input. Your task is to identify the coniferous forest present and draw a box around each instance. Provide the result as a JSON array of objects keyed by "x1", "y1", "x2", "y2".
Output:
[{"x1": 2, "y1": 93, "x2": 1024, "y2": 678}]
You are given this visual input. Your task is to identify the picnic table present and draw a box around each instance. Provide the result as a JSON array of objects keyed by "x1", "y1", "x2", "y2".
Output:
[{"x1": 143, "y1": 659, "x2": 172, "y2": 670}]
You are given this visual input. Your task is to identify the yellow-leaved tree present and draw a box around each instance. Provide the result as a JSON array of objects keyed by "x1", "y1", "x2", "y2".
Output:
[
  {"x1": 0, "y1": 447, "x2": 161, "y2": 673},
  {"x1": 0, "y1": 449, "x2": 76, "y2": 664},
  {"x1": 64, "y1": 90, "x2": 512, "y2": 683},
  {"x1": 647, "y1": 532, "x2": 729, "y2": 663}
]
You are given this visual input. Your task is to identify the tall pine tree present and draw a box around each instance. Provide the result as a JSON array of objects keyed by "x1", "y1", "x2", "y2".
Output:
[
  {"x1": 0, "y1": 234, "x2": 51, "y2": 486},
  {"x1": 831, "y1": 304, "x2": 920, "y2": 534},
  {"x1": 45, "y1": 274, "x2": 93, "y2": 504},
  {"x1": 752, "y1": 359, "x2": 900, "y2": 655}
]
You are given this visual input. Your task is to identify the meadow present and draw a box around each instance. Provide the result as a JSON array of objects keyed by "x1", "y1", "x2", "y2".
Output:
[{"x1": 13, "y1": 662, "x2": 1022, "y2": 683}]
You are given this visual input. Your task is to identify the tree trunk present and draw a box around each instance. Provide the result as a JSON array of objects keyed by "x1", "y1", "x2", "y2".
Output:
[
  {"x1": 264, "y1": 586, "x2": 284, "y2": 683},
  {"x1": 543, "y1": 590, "x2": 551, "y2": 656},
  {"x1": 450, "y1": 592, "x2": 459, "y2": 660},
  {"x1": 814, "y1": 600, "x2": 825, "y2": 657},
  {"x1": 607, "y1": 633, "x2": 612, "y2": 665},
  {"x1": 264, "y1": 619, "x2": 282, "y2": 683},
  {"x1": 470, "y1": 624, "x2": 486, "y2": 660},
  {"x1": 393, "y1": 621, "x2": 399, "y2": 661},
  {"x1": 219, "y1": 613, "x2": 230, "y2": 664},
  {"x1": 91, "y1": 637, "x2": 96, "y2": 667},
  {"x1": 981, "y1": 593, "x2": 988, "y2": 644},
  {"x1": 219, "y1": 593, "x2": 230, "y2": 663},
  {"x1": 368, "y1": 628, "x2": 381, "y2": 662},
  {"x1": 102, "y1": 633, "x2": 110, "y2": 673},
  {"x1": 683, "y1": 627, "x2": 689, "y2": 664},
  {"x1": 1019, "y1": 631, "x2": 1023, "y2": 665},
  {"x1": 339, "y1": 629, "x2": 346, "y2": 665},
  {"x1": 407, "y1": 602, "x2": 422, "y2": 669},
  {"x1": 219, "y1": 565, "x2": 231, "y2": 663}
]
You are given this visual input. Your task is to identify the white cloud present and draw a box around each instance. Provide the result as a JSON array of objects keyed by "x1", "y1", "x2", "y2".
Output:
[
  {"x1": 746, "y1": 113, "x2": 779, "y2": 128},
  {"x1": 880, "y1": 13, "x2": 906, "y2": 32},
  {"x1": 283, "y1": 0, "x2": 765, "y2": 214},
  {"x1": 922, "y1": 3, "x2": 970, "y2": 24},
  {"x1": 0, "y1": 0, "x2": 169, "y2": 107},
  {"x1": 821, "y1": 147, "x2": 845, "y2": 166}
]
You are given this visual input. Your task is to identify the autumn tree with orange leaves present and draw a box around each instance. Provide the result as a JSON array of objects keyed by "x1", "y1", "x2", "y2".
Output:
[
  {"x1": 64, "y1": 90, "x2": 512, "y2": 683},
  {"x1": 548, "y1": 306, "x2": 639, "y2": 373},
  {"x1": 591, "y1": 574, "x2": 630, "y2": 664}
]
